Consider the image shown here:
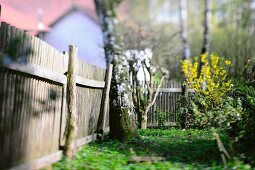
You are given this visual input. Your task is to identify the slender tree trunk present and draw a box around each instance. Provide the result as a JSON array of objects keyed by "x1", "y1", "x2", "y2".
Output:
[
  {"x1": 140, "y1": 74, "x2": 166, "y2": 129},
  {"x1": 201, "y1": 0, "x2": 211, "y2": 55},
  {"x1": 140, "y1": 111, "x2": 147, "y2": 129},
  {"x1": 180, "y1": 0, "x2": 190, "y2": 62},
  {"x1": 94, "y1": 0, "x2": 113, "y2": 64},
  {"x1": 180, "y1": 0, "x2": 190, "y2": 129},
  {"x1": 180, "y1": 0, "x2": 190, "y2": 99},
  {"x1": 199, "y1": 0, "x2": 211, "y2": 76}
]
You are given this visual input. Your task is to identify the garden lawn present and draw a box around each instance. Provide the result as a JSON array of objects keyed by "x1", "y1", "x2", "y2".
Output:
[{"x1": 53, "y1": 129, "x2": 252, "y2": 170}]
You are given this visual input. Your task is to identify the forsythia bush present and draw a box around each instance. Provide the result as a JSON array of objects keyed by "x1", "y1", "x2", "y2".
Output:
[
  {"x1": 177, "y1": 53, "x2": 243, "y2": 129},
  {"x1": 182, "y1": 53, "x2": 232, "y2": 109}
]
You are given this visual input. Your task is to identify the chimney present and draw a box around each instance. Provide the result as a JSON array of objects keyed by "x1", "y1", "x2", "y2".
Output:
[
  {"x1": 37, "y1": 7, "x2": 44, "y2": 31},
  {"x1": 37, "y1": 7, "x2": 44, "y2": 39}
]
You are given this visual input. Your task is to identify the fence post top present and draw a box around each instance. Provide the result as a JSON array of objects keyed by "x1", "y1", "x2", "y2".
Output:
[{"x1": 68, "y1": 44, "x2": 78, "y2": 50}]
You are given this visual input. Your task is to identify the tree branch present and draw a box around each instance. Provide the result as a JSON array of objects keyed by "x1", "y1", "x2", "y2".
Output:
[{"x1": 145, "y1": 74, "x2": 166, "y2": 113}]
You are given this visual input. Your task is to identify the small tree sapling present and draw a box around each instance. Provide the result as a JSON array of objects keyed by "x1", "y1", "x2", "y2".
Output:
[{"x1": 126, "y1": 49, "x2": 169, "y2": 129}]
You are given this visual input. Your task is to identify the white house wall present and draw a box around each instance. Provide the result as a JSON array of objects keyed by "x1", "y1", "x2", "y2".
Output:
[{"x1": 44, "y1": 10, "x2": 106, "y2": 68}]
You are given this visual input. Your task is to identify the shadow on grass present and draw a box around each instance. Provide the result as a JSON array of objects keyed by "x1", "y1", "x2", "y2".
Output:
[{"x1": 92, "y1": 129, "x2": 223, "y2": 167}]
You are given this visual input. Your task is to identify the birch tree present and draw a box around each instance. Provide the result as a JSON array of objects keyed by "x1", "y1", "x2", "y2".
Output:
[
  {"x1": 201, "y1": 0, "x2": 211, "y2": 55},
  {"x1": 179, "y1": 0, "x2": 191, "y2": 128},
  {"x1": 94, "y1": 0, "x2": 137, "y2": 141},
  {"x1": 199, "y1": 0, "x2": 211, "y2": 75},
  {"x1": 180, "y1": 0, "x2": 190, "y2": 97}
]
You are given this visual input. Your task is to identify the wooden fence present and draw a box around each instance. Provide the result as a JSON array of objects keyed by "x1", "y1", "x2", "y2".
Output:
[
  {"x1": 0, "y1": 22, "x2": 110, "y2": 170},
  {"x1": 146, "y1": 80, "x2": 194, "y2": 127}
]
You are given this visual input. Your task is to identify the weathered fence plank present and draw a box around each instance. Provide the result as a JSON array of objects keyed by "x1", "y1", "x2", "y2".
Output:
[
  {"x1": 4, "y1": 62, "x2": 66, "y2": 84},
  {"x1": 75, "y1": 75, "x2": 105, "y2": 88},
  {"x1": 74, "y1": 134, "x2": 97, "y2": 148},
  {"x1": 97, "y1": 64, "x2": 113, "y2": 140},
  {"x1": 9, "y1": 151, "x2": 63, "y2": 170}
]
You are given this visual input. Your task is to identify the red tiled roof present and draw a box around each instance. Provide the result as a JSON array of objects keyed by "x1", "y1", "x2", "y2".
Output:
[
  {"x1": 0, "y1": 0, "x2": 130, "y2": 34},
  {"x1": 0, "y1": 0, "x2": 97, "y2": 33},
  {"x1": 0, "y1": 3, "x2": 49, "y2": 32}
]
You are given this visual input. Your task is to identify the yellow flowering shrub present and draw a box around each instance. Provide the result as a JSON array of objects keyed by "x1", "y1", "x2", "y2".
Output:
[{"x1": 182, "y1": 53, "x2": 232, "y2": 109}]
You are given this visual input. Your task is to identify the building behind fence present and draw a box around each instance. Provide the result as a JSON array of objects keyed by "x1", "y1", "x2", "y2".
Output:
[{"x1": 0, "y1": 22, "x2": 109, "y2": 170}]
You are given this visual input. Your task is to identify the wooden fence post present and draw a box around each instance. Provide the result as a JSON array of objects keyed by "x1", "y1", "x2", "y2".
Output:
[
  {"x1": 97, "y1": 64, "x2": 113, "y2": 141},
  {"x1": 64, "y1": 45, "x2": 78, "y2": 158}
]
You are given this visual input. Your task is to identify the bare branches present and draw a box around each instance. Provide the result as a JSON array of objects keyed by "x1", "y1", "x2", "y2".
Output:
[
  {"x1": 146, "y1": 74, "x2": 166, "y2": 111},
  {"x1": 127, "y1": 48, "x2": 169, "y2": 129}
]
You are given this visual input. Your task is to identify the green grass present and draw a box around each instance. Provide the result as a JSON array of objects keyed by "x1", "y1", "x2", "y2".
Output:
[{"x1": 53, "y1": 129, "x2": 253, "y2": 170}]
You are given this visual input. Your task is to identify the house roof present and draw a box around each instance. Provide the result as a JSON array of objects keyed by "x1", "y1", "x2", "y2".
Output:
[
  {"x1": 0, "y1": 0, "x2": 131, "y2": 35},
  {"x1": 0, "y1": 3, "x2": 49, "y2": 32},
  {"x1": 49, "y1": 5, "x2": 98, "y2": 28},
  {"x1": 0, "y1": 0, "x2": 97, "y2": 33}
]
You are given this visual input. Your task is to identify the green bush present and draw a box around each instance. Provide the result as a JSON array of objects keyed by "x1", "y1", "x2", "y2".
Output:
[
  {"x1": 191, "y1": 94, "x2": 243, "y2": 129},
  {"x1": 227, "y1": 80, "x2": 255, "y2": 162},
  {"x1": 178, "y1": 53, "x2": 242, "y2": 129},
  {"x1": 177, "y1": 93, "x2": 243, "y2": 129},
  {"x1": 177, "y1": 78, "x2": 255, "y2": 164}
]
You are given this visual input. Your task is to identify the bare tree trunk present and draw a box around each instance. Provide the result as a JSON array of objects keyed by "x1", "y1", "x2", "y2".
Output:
[
  {"x1": 94, "y1": 0, "x2": 113, "y2": 65},
  {"x1": 140, "y1": 111, "x2": 147, "y2": 130},
  {"x1": 199, "y1": 0, "x2": 211, "y2": 76},
  {"x1": 140, "y1": 74, "x2": 166, "y2": 129},
  {"x1": 179, "y1": 0, "x2": 190, "y2": 129},
  {"x1": 180, "y1": 0, "x2": 190, "y2": 62},
  {"x1": 180, "y1": 0, "x2": 190, "y2": 99},
  {"x1": 94, "y1": 0, "x2": 137, "y2": 141},
  {"x1": 201, "y1": 0, "x2": 211, "y2": 55},
  {"x1": 109, "y1": 62, "x2": 137, "y2": 140}
]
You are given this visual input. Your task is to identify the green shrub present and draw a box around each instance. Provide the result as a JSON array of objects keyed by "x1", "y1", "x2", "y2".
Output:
[
  {"x1": 227, "y1": 80, "x2": 255, "y2": 162},
  {"x1": 178, "y1": 54, "x2": 242, "y2": 129},
  {"x1": 191, "y1": 94, "x2": 243, "y2": 129},
  {"x1": 177, "y1": 93, "x2": 243, "y2": 129}
]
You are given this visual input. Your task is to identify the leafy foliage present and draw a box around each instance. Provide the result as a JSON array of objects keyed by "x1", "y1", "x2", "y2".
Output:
[
  {"x1": 190, "y1": 94, "x2": 242, "y2": 128},
  {"x1": 227, "y1": 80, "x2": 255, "y2": 162}
]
